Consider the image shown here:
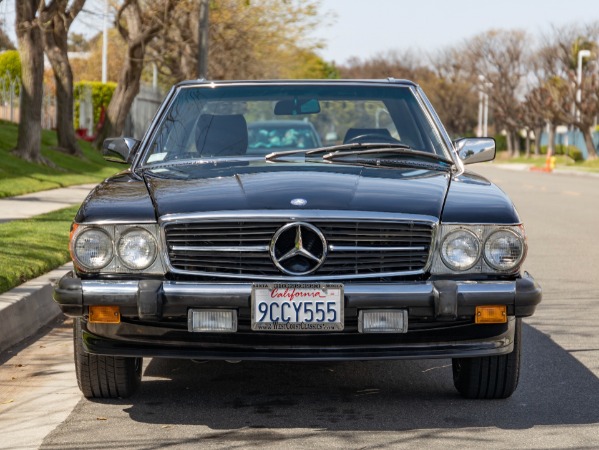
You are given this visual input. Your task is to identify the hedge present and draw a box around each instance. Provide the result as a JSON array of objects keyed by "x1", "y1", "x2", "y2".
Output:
[
  {"x1": 539, "y1": 145, "x2": 584, "y2": 161},
  {"x1": 73, "y1": 81, "x2": 116, "y2": 129},
  {"x1": 0, "y1": 50, "x2": 21, "y2": 94}
]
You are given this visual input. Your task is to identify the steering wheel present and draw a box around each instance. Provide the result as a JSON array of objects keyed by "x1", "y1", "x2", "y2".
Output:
[{"x1": 344, "y1": 134, "x2": 402, "y2": 144}]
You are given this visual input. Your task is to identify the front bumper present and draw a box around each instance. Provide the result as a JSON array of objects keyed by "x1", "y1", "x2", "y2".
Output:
[
  {"x1": 54, "y1": 271, "x2": 542, "y2": 319},
  {"x1": 55, "y1": 272, "x2": 541, "y2": 360}
]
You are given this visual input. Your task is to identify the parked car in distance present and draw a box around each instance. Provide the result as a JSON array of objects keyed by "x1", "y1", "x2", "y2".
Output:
[
  {"x1": 247, "y1": 120, "x2": 322, "y2": 154},
  {"x1": 54, "y1": 79, "x2": 542, "y2": 400}
]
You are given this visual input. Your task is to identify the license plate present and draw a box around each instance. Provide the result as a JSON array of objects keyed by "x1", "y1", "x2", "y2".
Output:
[{"x1": 251, "y1": 284, "x2": 344, "y2": 331}]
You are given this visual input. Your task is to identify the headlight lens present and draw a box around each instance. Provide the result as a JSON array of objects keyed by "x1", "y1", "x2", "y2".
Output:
[
  {"x1": 484, "y1": 229, "x2": 525, "y2": 271},
  {"x1": 440, "y1": 229, "x2": 480, "y2": 271},
  {"x1": 117, "y1": 228, "x2": 157, "y2": 270},
  {"x1": 74, "y1": 228, "x2": 113, "y2": 270}
]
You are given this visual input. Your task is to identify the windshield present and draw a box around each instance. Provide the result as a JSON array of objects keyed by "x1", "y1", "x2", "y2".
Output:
[{"x1": 143, "y1": 83, "x2": 451, "y2": 165}]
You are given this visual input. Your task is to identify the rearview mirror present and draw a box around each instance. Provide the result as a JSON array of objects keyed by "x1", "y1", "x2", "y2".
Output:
[
  {"x1": 454, "y1": 138, "x2": 496, "y2": 165},
  {"x1": 102, "y1": 137, "x2": 140, "y2": 164},
  {"x1": 274, "y1": 98, "x2": 320, "y2": 115}
]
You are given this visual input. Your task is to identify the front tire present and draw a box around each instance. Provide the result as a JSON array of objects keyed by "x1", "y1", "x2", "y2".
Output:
[
  {"x1": 452, "y1": 318, "x2": 521, "y2": 399},
  {"x1": 73, "y1": 318, "x2": 142, "y2": 398}
]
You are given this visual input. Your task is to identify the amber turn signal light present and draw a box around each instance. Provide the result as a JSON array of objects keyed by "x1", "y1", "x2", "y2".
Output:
[
  {"x1": 475, "y1": 305, "x2": 507, "y2": 324},
  {"x1": 89, "y1": 305, "x2": 121, "y2": 324}
]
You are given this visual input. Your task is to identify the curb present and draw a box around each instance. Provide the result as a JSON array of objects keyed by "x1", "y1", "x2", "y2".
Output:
[{"x1": 0, "y1": 263, "x2": 72, "y2": 354}]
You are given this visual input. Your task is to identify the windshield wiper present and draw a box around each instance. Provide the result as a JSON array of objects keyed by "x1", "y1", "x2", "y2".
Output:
[
  {"x1": 328, "y1": 157, "x2": 451, "y2": 171},
  {"x1": 323, "y1": 147, "x2": 454, "y2": 165},
  {"x1": 265, "y1": 142, "x2": 411, "y2": 161}
]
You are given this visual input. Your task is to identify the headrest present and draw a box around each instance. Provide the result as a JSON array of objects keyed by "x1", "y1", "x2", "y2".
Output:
[{"x1": 196, "y1": 114, "x2": 248, "y2": 157}]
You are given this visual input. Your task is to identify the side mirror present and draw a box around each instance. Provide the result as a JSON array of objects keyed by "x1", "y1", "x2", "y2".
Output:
[
  {"x1": 102, "y1": 137, "x2": 140, "y2": 164},
  {"x1": 454, "y1": 138, "x2": 496, "y2": 165}
]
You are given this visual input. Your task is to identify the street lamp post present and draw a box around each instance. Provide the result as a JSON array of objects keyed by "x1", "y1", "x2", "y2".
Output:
[
  {"x1": 477, "y1": 87, "x2": 484, "y2": 137},
  {"x1": 478, "y1": 75, "x2": 493, "y2": 137},
  {"x1": 101, "y1": 0, "x2": 108, "y2": 83},
  {"x1": 198, "y1": 0, "x2": 210, "y2": 79},
  {"x1": 576, "y1": 49, "x2": 591, "y2": 123}
]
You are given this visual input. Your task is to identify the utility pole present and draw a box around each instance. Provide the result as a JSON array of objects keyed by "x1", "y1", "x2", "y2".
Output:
[
  {"x1": 198, "y1": 0, "x2": 209, "y2": 79},
  {"x1": 102, "y1": 0, "x2": 108, "y2": 83}
]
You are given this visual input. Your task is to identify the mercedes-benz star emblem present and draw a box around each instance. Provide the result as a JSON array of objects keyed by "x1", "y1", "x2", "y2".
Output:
[
  {"x1": 290, "y1": 198, "x2": 307, "y2": 207},
  {"x1": 270, "y1": 222, "x2": 327, "y2": 276}
]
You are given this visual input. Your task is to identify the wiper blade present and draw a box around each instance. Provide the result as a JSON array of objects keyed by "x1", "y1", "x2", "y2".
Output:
[
  {"x1": 330, "y1": 157, "x2": 451, "y2": 171},
  {"x1": 323, "y1": 148, "x2": 454, "y2": 165},
  {"x1": 265, "y1": 142, "x2": 411, "y2": 161}
]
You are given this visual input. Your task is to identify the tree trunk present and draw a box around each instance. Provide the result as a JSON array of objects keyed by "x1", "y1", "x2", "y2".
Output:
[
  {"x1": 512, "y1": 129, "x2": 521, "y2": 158},
  {"x1": 525, "y1": 129, "x2": 531, "y2": 158},
  {"x1": 43, "y1": 15, "x2": 81, "y2": 156},
  {"x1": 13, "y1": 0, "x2": 45, "y2": 163},
  {"x1": 581, "y1": 126, "x2": 598, "y2": 160},
  {"x1": 534, "y1": 126, "x2": 543, "y2": 156},
  {"x1": 95, "y1": 42, "x2": 144, "y2": 145},
  {"x1": 506, "y1": 131, "x2": 513, "y2": 157},
  {"x1": 547, "y1": 124, "x2": 556, "y2": 156}
]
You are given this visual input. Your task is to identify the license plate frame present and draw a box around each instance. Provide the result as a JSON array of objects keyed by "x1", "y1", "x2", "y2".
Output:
[{"x1": 251, "y1": 283, "x2": 344, "y2": 332}]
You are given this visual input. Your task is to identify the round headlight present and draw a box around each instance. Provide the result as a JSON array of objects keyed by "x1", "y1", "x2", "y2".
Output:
[
  {"x1": 440, "y1": 229, "x2": 480, "y2": 271},
  {"x1": 484, "y1": 229, "x2": 525, "y2": 271},
  {"x1": 117, "y1": 228, "x2": 157, "y2": 270},
  {"x1": 74, "y1": 228, "x2": 113, "y2": 270}
]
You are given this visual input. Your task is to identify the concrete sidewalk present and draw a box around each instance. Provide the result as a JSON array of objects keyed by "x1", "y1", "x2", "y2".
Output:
[
  {"x1": 0, "y1": 184, "x2": 97, "y2": 354},
  {"x1": 0, "y1": 184, "x2": 97, "y2": 223}
]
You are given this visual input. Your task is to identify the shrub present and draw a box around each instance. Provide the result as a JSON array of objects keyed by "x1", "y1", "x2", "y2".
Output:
[
  {"x1": 73, "y1": 81, "x2": 116, "y2": 129},
  {"x1": 493, "y1": 134, "x2": 507, "y2": 151},
  {"x1": 0, "y1": 50, "x2": 22, "y2": 94},
  {"x1": 539, "y1": 144, "x2": 583, "y2": 160},
  {"x1": 565, "y1": 146, "x2": 584, "y2": 161}
]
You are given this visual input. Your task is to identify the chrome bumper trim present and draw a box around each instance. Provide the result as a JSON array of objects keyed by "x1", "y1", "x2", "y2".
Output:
[{"x1": 77, "y1": 279, "x2": 517, "y2": 307}]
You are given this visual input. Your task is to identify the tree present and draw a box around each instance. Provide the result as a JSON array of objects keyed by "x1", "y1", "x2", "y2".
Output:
[
  {"x1": 41, "y1": 0, "x2": 86, "y2": 156},
  {"x1": 519, "y1": 86, "x2": 548, "y2": 157},
  {"x1": 13, "y1": 0, "x2": 45, "y2": 163},
  {"x1": 338, "y1": 50, "x2": 427, "y2": 81},
  {"x1": 466, "y1": 30, "x2": 530, "y2": 157},
  {"x1": 535, "y1": 24, "x2": 599, "y2": 160},
  {"x1": 70, "y1": 28, "x2": 126, "y2": 83},
  {"x1": 68, "y1": 32, "x2": 90, "y2": 52},
  {"x1": 0, "y1": 19, "x2": 15, "y2": 51},
  {"x1": 95, "y1": 0, "x2": 173, "y2": 145},
  {"x1": 527, "y1": 45, "x2": 571, "y2": 156},
  {"x1": 148, "y1": 0, "x2": 327, "y2": 83},
  {"x1": 429, "y1": 45, "x2": 478, "y2": 137},
  {"x1": 0, "y1": 50, "x2": 22, "y2": 81}
]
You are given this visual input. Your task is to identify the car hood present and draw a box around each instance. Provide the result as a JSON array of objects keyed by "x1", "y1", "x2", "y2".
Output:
[{"x1": 143, "y1": 161, "x2": 450, "y2": 219}]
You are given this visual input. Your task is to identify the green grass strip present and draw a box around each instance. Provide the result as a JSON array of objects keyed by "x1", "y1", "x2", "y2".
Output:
[
  {"x1": 0, "y1": 120, "x2": 121, "y2": 198},
  {"x1": 0, "y1": 206, "x2": 78, "y2": 294},
  {"x1": 496, "y1": 152, "x2": 599, "y2": 172}
]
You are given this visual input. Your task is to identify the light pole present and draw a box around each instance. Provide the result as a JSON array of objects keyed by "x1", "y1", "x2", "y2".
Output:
[
  {"x1": 576, "y1": 49, "x2": 591, "y2": 123},
  {"x1": 198, "y1": 0, "x2": 210, "y2": 79},
  {"x1": 479, "y1": 75, "x2": 492, "y2": 137},
  {"x1": 477, "y1": 75, "x2": 484, "y2": 137},
  {"x1": 102, "y1": 0, "x2": 108, "y2": 83}
]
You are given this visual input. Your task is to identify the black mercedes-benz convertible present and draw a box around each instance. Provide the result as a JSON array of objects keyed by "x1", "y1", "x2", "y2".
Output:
[{"x1": 54, "y1": 79, "x2": 542, "y2": 399}]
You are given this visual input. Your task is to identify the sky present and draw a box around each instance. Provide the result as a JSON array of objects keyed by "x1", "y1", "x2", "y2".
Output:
[
  {"x1": 312, "y1": 0, "x2": 599, "y2": 64},
  {"x1": 0, "y1": 0, "x2": 597, "y2": 64}
]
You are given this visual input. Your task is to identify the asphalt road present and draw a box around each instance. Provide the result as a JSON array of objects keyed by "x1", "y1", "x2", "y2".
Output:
[{"x1": 2, "y1": 165, "x2": 598, "y2": 449}]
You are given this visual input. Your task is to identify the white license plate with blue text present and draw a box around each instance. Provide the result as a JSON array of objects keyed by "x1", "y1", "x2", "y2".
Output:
[{"x1": 251, "y1": 284, "x2": 344, "y2": 331}]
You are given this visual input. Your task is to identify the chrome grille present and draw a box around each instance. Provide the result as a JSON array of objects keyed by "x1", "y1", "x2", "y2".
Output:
[{"x1": 164, "y1": 219, "x2": 434, "y2": 278}]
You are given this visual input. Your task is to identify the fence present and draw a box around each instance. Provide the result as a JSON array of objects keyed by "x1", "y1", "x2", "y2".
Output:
[
  {"x1": 123, "y1": 85, "x2": 164, "y2": 139},
  {"x1": 0, "y1": 75, "x2": 20, "y2": 123},
  {"x1": 1, "y1": 75, "x2": 163, "y2": 141}
]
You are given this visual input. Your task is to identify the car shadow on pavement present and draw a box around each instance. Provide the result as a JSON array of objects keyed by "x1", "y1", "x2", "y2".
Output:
[{"x1": 88, "y1": 323, "x2": 598, "y2": 432}]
